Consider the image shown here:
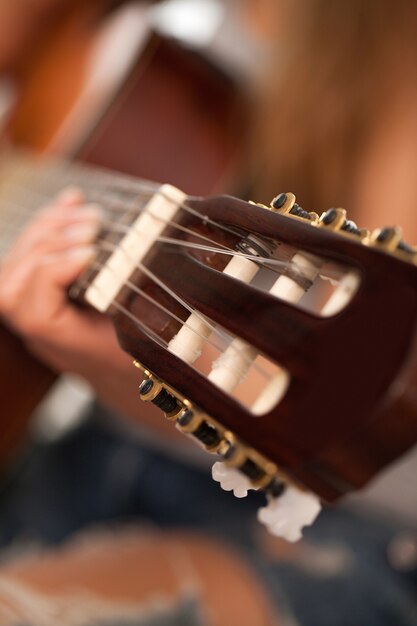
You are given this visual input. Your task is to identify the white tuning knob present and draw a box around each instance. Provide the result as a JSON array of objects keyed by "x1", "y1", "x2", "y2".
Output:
[
  {"x1": 212, "y1": 461, "x2": 255, "y2": 498},
  {"x1": 257, "y1": 487, "x2": 322, "y2": 542}
]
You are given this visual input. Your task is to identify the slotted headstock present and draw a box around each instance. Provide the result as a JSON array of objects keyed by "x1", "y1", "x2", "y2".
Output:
[{"x1": 88, "y1": 188, "x2": 417, "y2": 506}]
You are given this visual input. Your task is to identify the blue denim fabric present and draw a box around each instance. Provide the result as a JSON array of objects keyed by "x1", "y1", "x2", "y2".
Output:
[{"x1": 1, "y1": 406, "x2": 416, "y2": 625}]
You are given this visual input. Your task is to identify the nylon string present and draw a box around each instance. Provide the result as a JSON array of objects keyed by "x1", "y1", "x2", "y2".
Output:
[{"x1": 0, "y1": 153, "x2": 314, "y2": 384}]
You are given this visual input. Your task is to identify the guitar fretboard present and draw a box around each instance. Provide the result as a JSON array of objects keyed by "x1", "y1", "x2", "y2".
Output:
[{"x1": 0, "y1": 150, "x2": 160, "y2": 259}]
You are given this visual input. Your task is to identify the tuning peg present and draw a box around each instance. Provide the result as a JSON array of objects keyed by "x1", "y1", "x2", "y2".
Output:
[
  {"x1": 369, "y1": 226, "x2": 403, "y2": 251},
  {"x1": 257, "y1": 487, "x2": 322, "y2": 543},
  {"x1": 138, "y1": 373, "x2": 183, "y2": 420},
  {"x1": 319, "y1": 208, "x2": 347, "y2": 231},
  {"x1": 270, "y1": 192, "x2": 319, "y2": 222},
  {"x1": 177, "y1": 410, "x2": 222, "y2": 450},
  {"x1": 367, "y1": 226, "x2": 417, "y2": 263},
  {"x1": 319, "y1": 208, "x2": 370, "y2": 239},
  {"x1": 270, "y1": 192, "x2": 296, "y2": 212},
  {"x1": 212, "y1": 460, "x2": 321, "y2": 541},
  {"x1": 212, "y1": 461, "x2": 254, "y2": 498}
]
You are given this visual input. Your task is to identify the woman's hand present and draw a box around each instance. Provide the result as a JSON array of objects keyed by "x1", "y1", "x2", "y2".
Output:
[
  {"x1": 0, "y1": 187, "x2": 110, "y2": 370},
  {"x1": 0, "y1": 188, "x2": 183, "y2": 437}
]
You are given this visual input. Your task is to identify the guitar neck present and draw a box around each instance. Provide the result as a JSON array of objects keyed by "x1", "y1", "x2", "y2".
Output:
[
  {"x1": 0, "y1": 152, "x2": 198, "y2": 424},
  {"x1": 1, "y1": 150, "x2": 417, "y2": 516},
  {"x1": 0, "y1": 152, "x2": 163, "y2": 473},
  {"x1": 0, "y1": 151, "x2": 162, "y2": 261}
]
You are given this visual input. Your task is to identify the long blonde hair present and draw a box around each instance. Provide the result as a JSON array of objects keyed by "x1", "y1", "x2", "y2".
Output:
[{"x1": 250, "y1": 0, "x2": 417, "y2": 218}]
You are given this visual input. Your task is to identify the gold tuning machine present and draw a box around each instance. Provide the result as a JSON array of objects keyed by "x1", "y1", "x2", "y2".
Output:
[
  {"x1": 368, "y1": 226, "x2": 417, "y2": 263},
  {"x1": 252, "y1": 192, "x2": 417, "y2": 263},
  {"x1": 369, "y1": 226, "x2": 403, "y2": 252},
  {"x1": 133, "y1": 361, "x2": 293, "y2": 497},
  {"x1": 318, "y1": 208, "x2": 369, "y2": 239},
  {"x1": 137, "y1": 368, "x2": 183, "y2": 420},
  {"x1": 269, "y1": 192, "x2": 319, "y2": 223}
]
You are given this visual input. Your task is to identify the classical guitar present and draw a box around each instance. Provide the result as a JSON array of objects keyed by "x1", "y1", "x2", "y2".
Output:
[
  {"x1": 2, "y1": 152, "x2": 417, "y2": 540},
  {"x1": 0, "y1": 2, "x2": 245, "y2": 473}
]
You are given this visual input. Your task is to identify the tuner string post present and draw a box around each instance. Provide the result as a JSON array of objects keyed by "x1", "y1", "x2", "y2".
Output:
[
  {"x1": 367, "y1": 226, "x2": 417, "y2": 263},
  {"x1": 318, "y1": 207, "x2": 347, "y2": 231},
  {"x1": 135, "y1": 362, "x2": 225, "y2": 451},
  {"x1": 134, "y1": 363, "x2": 292, "y2": 493},
  {"x1": 269, "y1": 192, "x2": 319, "y2": 223},
  {"x1": 134, "y1": 366, "x2": 323, "y2": 542},
  {"x1": 177, "y1": 410, "x2": 223, "y2": 451},
  {"x1": 221, "y1": 432, "x2": 280, "y2": 491},
  {"x1": 369, "y1": 226, "x2": 403, "y2": 251},
  {"x1": 138, "y1": 372, "x2": 182, "y2": 421},
  {"x1": 318, "y1": 208, "x2": 372, "y2": 242}
]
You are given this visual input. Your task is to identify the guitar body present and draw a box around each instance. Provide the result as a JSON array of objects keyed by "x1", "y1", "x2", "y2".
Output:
[{"x1": 0, "y1": 2, "x2": 246, "y2": 469}]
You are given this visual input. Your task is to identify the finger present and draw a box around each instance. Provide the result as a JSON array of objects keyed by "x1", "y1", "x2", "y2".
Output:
[
  {"x1": 3, "y1": 203, "x2": 102, "y2": 264},
  {"x1": 36, "y1": 202, "x2": 102, "y2": 227},
  {"x1": 16, "y1": 218, "x2": 101, "y2": 258},
  {"x1": 0, "y1": 244, "x2": 96, "y2": 334},
  {"x1": 26, "y1": 311, "x2": 124, "y2": 374},
  {"x1": 30, "y1": 186, "x2": 85, "y2": 220},
  {"x1": 39, "y1": 244, "x2": 97, "y2": 288},
  {"x1": 55, "y1": 186, "x2": 85, "y2": 207}
]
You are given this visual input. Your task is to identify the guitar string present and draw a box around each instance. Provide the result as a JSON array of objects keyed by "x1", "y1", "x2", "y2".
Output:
[
  {"x1": 0, "y1": 196, "x2": 316, "y2": 278},
  {"x1": 97, "y1": 217, "x2": 285, "y2": 277},
  {"x1": 0, "y1": 208, "x2": 303, "y2": 382},
  {"x1": 97, "y1": 296, "x2": 265, "y2": 403},
  {"x1": 88, "y1": 278, "x2": 170, "y2": 353},
  {"x1": 0, "y1": 159, "x2": 317, "y2": 379},
  {"x1": 0, "y1": 171, "x2": 345, "y2": 299},
  {"x1": 0, "y1": 193, "x2": 237, "y2": 259},
  {"x1": 0, "y1": 155, "x2": 264, "y2": 261},
  {"x1": 0, "y1": 160, "x2": 352, "y2": 410},
  {"x1": 0, "y1": 185, "x2": 341, "y2": 360},
  {"x1": 0, "y1": 200, "x2": 348, "y2": 389},
  {"x1": 0, "y1": 155, "x2": 310, "y2": 277},
  {"x1": 0, "y1": 210, "x2": 296, "y2": 276},
  {"x1": 4, "y1": 157, "x2": 415, "y2": 494},
  {"x1": 93, "y1": 238, "x2": 277, "y2": 381},
  {"x1": 7, "y1": 161, "x2": 236, "y2": 360},
  {"x1": 0, "y1": 156, "x2": 280, "y2": 258},
  {"x1": 83, "y1": 255, "x2": 276, "y2": 383},
  {"x1": 0, "y1": 207, "x2": 284, "y2": 381},
  {"x1": 0, "y1": 155, "x2": 161, "y2": 200},
  {"x1": 0, "y1": 182, "x2": 246, "y2": 249}
]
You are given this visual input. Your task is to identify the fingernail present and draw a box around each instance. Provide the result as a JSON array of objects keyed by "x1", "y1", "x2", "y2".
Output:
[
  {"x1": 64, "y1": 222, "x2": 100, "y2": 242},
  {"x1": 71, "y1": 203, "x2": 104, "y2": 221},
  {"x1": 56, "y1": 186, "x2": 84, "y2": 206},
  {"x1": 65, "y1": 245, "x2": 96, "y2": 263}
]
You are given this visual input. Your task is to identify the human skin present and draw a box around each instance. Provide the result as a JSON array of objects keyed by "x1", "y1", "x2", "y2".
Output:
[{"x1": 0, "y1": 189, "x2": 183, "y2": 439}]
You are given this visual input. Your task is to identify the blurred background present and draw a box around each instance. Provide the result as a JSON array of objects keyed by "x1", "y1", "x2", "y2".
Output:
[{"x1": 0, "y1": 1, "x2": 416, "y2": 625}]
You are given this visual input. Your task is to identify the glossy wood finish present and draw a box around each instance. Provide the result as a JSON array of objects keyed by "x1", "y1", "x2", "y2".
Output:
[
  {"x1": 114, "y1": 195, "x2": 417, "y2": 501},
  {"x1": 79, "y1": 32, "x2": 245, "y2": 195},
  {"x1": 6, "y1": 2, "x2": 108, "y2": 150},
  {"x1": 0, "y1": 324, "x2": 56, "y2": 474}
]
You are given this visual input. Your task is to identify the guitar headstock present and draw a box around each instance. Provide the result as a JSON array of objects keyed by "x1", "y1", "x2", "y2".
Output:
[{"x1": 75, "y1": 186, "x2": 417, "y2": 539}]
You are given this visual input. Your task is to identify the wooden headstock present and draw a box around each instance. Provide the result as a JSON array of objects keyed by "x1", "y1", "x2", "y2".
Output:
[{"x1": 83, "y1": 189, "x2": 417, "y2": 504}]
